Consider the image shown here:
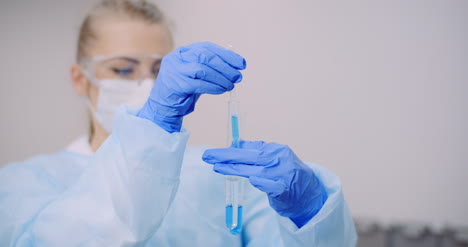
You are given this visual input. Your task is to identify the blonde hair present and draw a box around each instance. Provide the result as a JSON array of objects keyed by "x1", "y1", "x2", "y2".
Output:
[{"x1": 76, "y1": 0, "x2": 171, "y2": 62}]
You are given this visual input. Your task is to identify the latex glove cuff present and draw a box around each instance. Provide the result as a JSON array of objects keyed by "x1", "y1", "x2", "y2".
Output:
[
  {"x1": 288, "y1": 179, "x2": 328, "y2": 228},
  {"x1": 137, "y1": 100, "x2": 184, "y2": 133}
]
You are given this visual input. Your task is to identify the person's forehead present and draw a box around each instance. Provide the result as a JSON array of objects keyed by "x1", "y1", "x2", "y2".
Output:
[{"x1": 87, "y1": 16, "x2": 173, "y2": 57}]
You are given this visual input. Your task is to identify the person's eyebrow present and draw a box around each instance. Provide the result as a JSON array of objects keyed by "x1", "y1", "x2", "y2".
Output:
[{"x1": 114, "y1": 57, "x2": 140, "y2": 64}]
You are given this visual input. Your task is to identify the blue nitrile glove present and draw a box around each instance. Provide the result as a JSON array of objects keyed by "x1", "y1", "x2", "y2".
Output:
[
  {"x1": 137, "y1": 42, "x2": 247, "y2": 133},
  {"x1": 202, "y1": 141, "x2": 328, "y2": 228}
]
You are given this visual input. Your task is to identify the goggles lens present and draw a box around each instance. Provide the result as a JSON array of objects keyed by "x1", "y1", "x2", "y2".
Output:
[{"x1": 81, "y1": 54, "x2": 163, "y2": 82}]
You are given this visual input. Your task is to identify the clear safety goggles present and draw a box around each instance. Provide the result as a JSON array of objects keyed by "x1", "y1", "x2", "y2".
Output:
[{"x1": 80, "y1": 54, "x2": 164, "y2": 86}]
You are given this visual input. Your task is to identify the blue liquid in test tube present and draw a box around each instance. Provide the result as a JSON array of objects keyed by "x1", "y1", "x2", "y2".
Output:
[{"x1": 225, "y1": 205, "x2": 243, "y2": 235}]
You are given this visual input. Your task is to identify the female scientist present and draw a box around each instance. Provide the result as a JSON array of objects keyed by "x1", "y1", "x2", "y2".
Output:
[{"x1": 0, "y1": 0, "x2": 357, "y2": 246}]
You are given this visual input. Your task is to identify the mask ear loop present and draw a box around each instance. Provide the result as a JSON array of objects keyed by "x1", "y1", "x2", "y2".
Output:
[
  {"x1": 79, "y1": 59, "x2": 100, "y2": 88},
  {"x1": 77, "y1": 60, "x2": 101, "y2": 125}
]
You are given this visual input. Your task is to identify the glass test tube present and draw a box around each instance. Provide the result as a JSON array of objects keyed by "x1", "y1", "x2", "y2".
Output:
[{"x1": 225, "y1": 89, "x2": 245, "y2": 235}]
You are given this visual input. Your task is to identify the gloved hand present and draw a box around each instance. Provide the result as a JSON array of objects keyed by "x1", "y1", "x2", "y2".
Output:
[
  {"x1": 202, "y1": 141, "x2": 328, "y2": 228},
  {"x1": 137, "y1": 42, "x2": 247, "y2": 133}
]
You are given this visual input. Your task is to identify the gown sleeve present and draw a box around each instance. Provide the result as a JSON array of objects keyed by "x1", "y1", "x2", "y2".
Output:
[
  {"x1": 0, "y1": 106, "x2": 189, "y2": 246},
  {"x1": 242, "y1": 162, "x2": 358, "y2": 247}
]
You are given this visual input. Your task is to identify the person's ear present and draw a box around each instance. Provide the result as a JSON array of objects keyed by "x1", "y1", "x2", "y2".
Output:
[{"x1": 70, "y1": 64, "x2": 90, "y2": 97}]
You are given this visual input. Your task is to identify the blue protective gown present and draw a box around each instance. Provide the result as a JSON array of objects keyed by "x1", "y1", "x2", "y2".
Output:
[{"x1": 0, "y1": 107, "x2": 357, "y2": 246}]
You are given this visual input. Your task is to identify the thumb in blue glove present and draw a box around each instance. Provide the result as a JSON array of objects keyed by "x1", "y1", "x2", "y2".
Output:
[
  {"x1": 202, "y1": 141, "x2": 328, "y2": 228},
  {"x1": 137, "y1": 41, "x2": 247, "y2": 133}
]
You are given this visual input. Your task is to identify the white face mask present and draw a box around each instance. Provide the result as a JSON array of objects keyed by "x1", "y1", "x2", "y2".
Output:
[{"x1": 88, "y1": 78, "x2": 153, "y2": 133}]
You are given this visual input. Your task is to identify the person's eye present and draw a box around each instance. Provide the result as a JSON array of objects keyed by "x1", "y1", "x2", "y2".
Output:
[{"x1": 112, "y1": 67, "x2": 134, "y2": 77}]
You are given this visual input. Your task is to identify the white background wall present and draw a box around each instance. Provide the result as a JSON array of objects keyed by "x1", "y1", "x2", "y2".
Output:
[{"x1": 1, "y1": 0, "x2": 467, "y2": 227}]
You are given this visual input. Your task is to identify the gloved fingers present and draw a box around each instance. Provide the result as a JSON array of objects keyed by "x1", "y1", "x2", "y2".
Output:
[
  {"x1": 185, "y1": 63, "x2": 237, "y2": 93},
  {"x1": 203, "y1": 148, "x2": 272, "y2": 165},
  {"x1": 195, "y1": 80, "x2": 232, "y2": 95},
  {"x1": 212, "y1": 163, "x2": 263, "y2": 178},
  {"x1": 249, "y1": 176, "x2": 286, "y2": 197},
  {"x1": 156, "y1": 73, "x2": 227, "y2": 96},
  {"x1": 179, "y1": 48, "x2": 244, "y2": 83},
  {"x1": 190, "y1": 41, "x2": 247, "y2": 70},
  {"x1": 238, "y1": 141, "x2": 287, "y2": 155},
  {"x1": 239, "y1": 140, "x2": 267, "y2": 150},
  {"x1": 168, "y1": 62, "x2": 236, "y2": 94}
]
